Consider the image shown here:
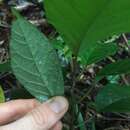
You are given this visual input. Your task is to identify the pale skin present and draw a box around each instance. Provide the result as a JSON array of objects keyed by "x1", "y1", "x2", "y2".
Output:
[{"x1": 0, "y1": 96, "x2": 69, "y2": 130}]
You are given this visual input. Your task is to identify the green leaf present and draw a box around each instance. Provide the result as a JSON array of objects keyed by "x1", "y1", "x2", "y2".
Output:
[
  {"x1": 0, "y1": 86, "x2": 5, "y2": 103},
  {"x1": 75, "y1": 105, "x2": 86, "y2": 130},
  {"x1": 77, "y1": 112, "x2": 86, "y2": 130},
  {"x1": 95, "y1": 84, "x2": 130, "y2": 112},
  {"x1": 10, "y1": 18, "x2": 64, "y2": 101},
  {"x1": 0, "y1": 61, "x2": 11, "y2": 72},
  {"x1": 97, "y1": 59, "x2": 130, "y2": 77},
  {"x1": 45, "y1": 0, "x2": 130, "y2": 58},
  {"x1": 87, "y1": 118, "x2": 96, "y2": 130},
  {"x1": 81, "y1": 43, "x2": 118, "y2": 65}
]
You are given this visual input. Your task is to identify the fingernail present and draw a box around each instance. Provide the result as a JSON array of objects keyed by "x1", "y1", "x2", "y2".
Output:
[{"x1": 48, "y1": 97, "x2": 68, "y2": 113}]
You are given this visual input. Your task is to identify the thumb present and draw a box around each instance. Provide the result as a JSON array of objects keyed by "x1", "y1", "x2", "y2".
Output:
[{"x1": 1, "y1": 96, "x2": 69, "y2": 130}]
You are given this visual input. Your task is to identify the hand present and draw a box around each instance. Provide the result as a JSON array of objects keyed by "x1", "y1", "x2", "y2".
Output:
[{"x1": 0, "y1": 96, "x2": 69, "y2": 130}]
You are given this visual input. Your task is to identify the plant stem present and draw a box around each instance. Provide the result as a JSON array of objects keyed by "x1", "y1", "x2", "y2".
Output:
[
  {"x1": 70, "y1": 56, "x2": 77, "y2": 88},
  {"x1": 70, "y1": 56, "x2": 78, "y2": 130}
]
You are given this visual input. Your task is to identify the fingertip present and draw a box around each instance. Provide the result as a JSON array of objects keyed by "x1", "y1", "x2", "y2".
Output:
[{"x1": 47, "y1": 96, "x2": 69, "y2": 114}]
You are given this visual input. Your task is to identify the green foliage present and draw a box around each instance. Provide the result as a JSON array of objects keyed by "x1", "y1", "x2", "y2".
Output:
[
  {"x1": 87, "y1": 118, "x2": 96, "y2": 130},
  {"x1": 44, "y1": 0, "x2": 130, "y2": 114},
  {"x1": 81, "y1": 43, "x2": 118, "y2": 65},
  {"x1": 95, "y1": 84, "x2": 130, "y2": 112},
  {"x1": 97, "y1": 59, "x2": 130, "y2": 77},
  {"x1": 7, "y1": 1, "x2": 130, "y2": 129},
  {"x1": 10, "y1": 17, "x2": 64, "y2": 101},
  {"x1": 76, "y1": 105, "x2": 86, "y2": 130},
  {"x1": 0, "y1": 86, "x2": 5, "y2": 103},
  {"x1": 77, "y1": 112, "x2": 86, "y2": 130},
  {"x1": 52, "y1": 36, "x2": 72, "y2": 65},
  {"x1": 45, "y1": 0, "x2": 130, "y2": 63}
]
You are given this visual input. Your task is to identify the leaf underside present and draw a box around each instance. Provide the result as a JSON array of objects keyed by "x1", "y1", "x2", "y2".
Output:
[{"x1": 10, "y1": 18, "x2": 64, "y2": 101}]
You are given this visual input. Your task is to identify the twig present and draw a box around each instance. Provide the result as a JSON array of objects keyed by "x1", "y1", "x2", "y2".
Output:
[
  {"x1": 78, "y1": 84, "x2": 94, "y2": 103},
  {"x1": 99, "y1": 115, "x2": 130, "y2": 121},
  {"x1": 122, "y1": 33, "x2": 130, "y2": 50},
  {"x1": 121, "y1": 75, "x2": 129, "y2": 86},
  {"x1": 108, "y1": 56, "x2": 129, "y2": 85}
]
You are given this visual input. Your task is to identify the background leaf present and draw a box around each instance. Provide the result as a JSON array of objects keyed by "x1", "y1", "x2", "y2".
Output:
[
  {"x1": 0, "y1": 86, "x2": 5, "y2": 103},
  {"x1": 97, "y1": 59, "x2": 130, "y2": 77},
  {"x1": 45, "y1": 0, "x2": 130, "y2": 61},
  {"x1": 45, "y1": 0, "x2": 107, "y2": 54},
  {"x1": 95, "y1": 84, "x2": 130, "y2": 112},
  {"x1": 87, "y1": 118, "x2": 96, "y2": 130},
  {"x1": 81, "y1": 43, "x2": 118, "y2": 65},
  {"x1": 10, "y1": 18, "x2": 64, "y2": 101},
  {"x1": 77, "y1": 112, "x2": 86, "y2": 130},
  {"x1": 76, "y1": 105, "x2": 86, "y2": 130}
]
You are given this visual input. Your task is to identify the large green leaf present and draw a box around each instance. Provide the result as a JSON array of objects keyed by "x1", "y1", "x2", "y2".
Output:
[
  {"x1": 10, "y1": 18, "x2": 64, "y2": 101},
  {"x1": 45, "y1": 0, "x2": 130, "y2": 59},
  {"x1": 0, "y1": 86, "x2": 5, "y2": 103},
  {"x1": 81, "y1": 43, "x2": 118, "y2": 65},
  {"x1": 95, "y1": 84, "x2": 130, "y2": 112},
  {"x1": 97, "y1": 59, "x2": 130, "y2": 77}
]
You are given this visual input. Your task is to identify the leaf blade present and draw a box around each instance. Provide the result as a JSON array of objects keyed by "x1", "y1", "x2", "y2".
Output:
[
  {"x1": 10, "y1": 18, "x2": 64, "y2": 101},
  {"x1": 97, "y1": 59, "x2": 130, "y2": 77},
  {"x1": 95, "y1": 84, "x2": 130, "y2": 112},
  {"x1": 81, "y1": 43, "x2": 118, "y2": 65},
  {"x1": 45, "y1": 0, "x2": 130, "y2": 64}
]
